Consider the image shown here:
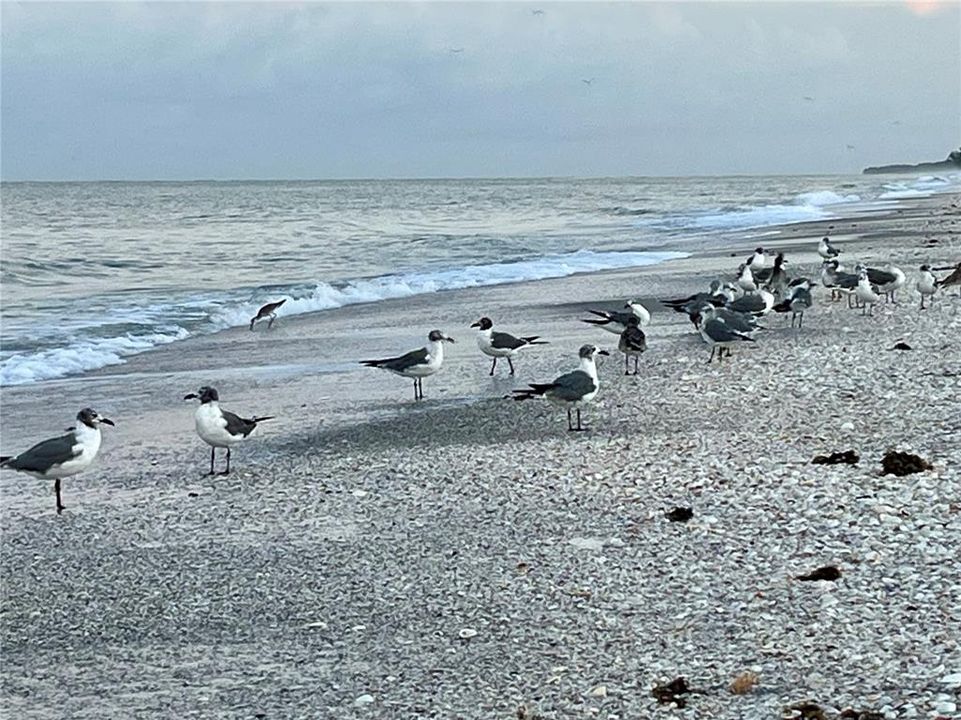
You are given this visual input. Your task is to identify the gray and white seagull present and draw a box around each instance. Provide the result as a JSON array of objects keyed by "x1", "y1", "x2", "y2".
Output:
[
  {"x1": 0, "y1": 407, "x2": 115, "y2": 514},
  {"x1": 512, "y1": 344, "x2": 609, "y2": 431},
  {"x1": 618, "y1": 316, "x2": 647, "y2": 375},
  {"x1": 361, "y1": 330, "x2": 455, "y2": 400},
  {"x1": 698, "y1": 307, "x2": 756, "y2": 363},
  {"x1": 470, "y1": 317, "x2": 548, "y2": 376},
  {"x1": 184, "y1": 386, "x2": 274, "y2": 475},
  {"x1": 582, "y1": 300, "x2": 650, "y2": 334}
]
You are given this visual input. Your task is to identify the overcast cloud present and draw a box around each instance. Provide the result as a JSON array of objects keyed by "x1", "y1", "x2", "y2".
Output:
[{"x1": 1, "y1": 1, "x2": 958, "y2": 179}]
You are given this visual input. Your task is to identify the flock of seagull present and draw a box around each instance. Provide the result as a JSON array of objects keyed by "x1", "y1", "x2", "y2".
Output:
[{"x1": 2, "y1": 236, "x2": 959, "y2": 514}]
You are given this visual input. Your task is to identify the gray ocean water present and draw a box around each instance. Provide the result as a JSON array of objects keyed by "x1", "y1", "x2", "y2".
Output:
[{"x1": 1, "y1": 173, "x2": 957, "y2": 385}]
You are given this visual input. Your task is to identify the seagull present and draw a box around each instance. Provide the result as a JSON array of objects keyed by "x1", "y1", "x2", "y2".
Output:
[
  {"x1": 618, "y1": 316, "x2": 647, "y2": 375},
  {"x1": 822, "y1": 260, "x2": 859, "y2": 306},
  {"x1": 803, "y1": 95, "x2": 815, "y2": 102},
  {"x1": 745, "y1": 247, "x2": 768, "y2": 271},
  {"x1": 582, "y1": 300, "x2": 651, "y2": 334},
  {"x1": 873, "y1": 264, "x2": 906, "y2": 303},
  {"x1": 249, "y1": 299, "x2": 286, "y2": 331},
  {"x1": 0, "y1": 408, "x2": 114, "y2": 514},
  {"x1": 532, "y1": 8, "x2": 545, "y2": 14},
  {"x1": 773, "y1": 283, "x2": 813, "y2": 328},
  {"x1": 855, "y1": 269, "x2": 881, "y2": 315},
  {"x1": 697, "y1": 304, "x2": 764, "y2": 334},
  {"x1": 448, "y1": 47, "x2": 464, "y2": 53},
  {"x1": 184, "y1": 386, "x2": 275, "y2": 476},
  {"x1": 698, "y1": 307, "x2": 756, "y2": 363},
  {"x1": 361, "y1": 330, "x2": 455, "y2": 400},
  {"x1": 470, "y1": 317, "x2": 548, "y2": 376},
  {"x1": 726, "y1": 287, "x2": 775, "y2": 316},
  {"x1": 512, "y1": 344, "x2": 608, "y2": 431},
  {"x1": 736, "y1": 264, "x2": 758, "y2": 294},
  {"x1": 752, "y1": 253, "x2": 789, "y2": 296},
  {"x1": 846, "y1": 144, "x2": 856, "y2": 151},
  {"x1": 918, "y1": 264, "x2": 937, "y2": 309},
  {"x1": 818, "y1": 236, "x2": 841, "y2": 259},
  {"x1": 937, "y1": 262, "x2": 961, "y2": 292},
  {"x1": 582, "y1": 78, "x2": 594, "y2": 86}
]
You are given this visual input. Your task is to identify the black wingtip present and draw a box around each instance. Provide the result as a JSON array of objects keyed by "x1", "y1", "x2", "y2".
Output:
[{"x1": 0, "y1": 456, "x2": 11, "y2": 466}]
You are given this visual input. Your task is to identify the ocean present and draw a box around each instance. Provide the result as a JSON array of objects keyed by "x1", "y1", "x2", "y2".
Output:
[{"x1": 1, "y1": 173, "x2": 958, "y2": 386}]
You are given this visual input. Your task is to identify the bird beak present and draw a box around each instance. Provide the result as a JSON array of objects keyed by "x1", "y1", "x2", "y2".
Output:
[
  {"x1": 446, "y1": 335, "x2": 455, "y2": 343},
  {"x1": 470, "y1": 321, "x2": 480, "y2": 328},
  {"x1": 100, "y1": 417, "x2": 115, "y2": 426},
  {"x1": 184, "y1": 393, "x2": 198, "y2": 400},
  {"x1": 598, "y1": 349, "x2": 610, "y2": 356}
]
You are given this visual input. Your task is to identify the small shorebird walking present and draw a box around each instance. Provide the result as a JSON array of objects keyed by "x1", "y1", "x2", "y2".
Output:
[
  {"x1": 361, "y1": 330, "x2": 455, "y2": 400},
  {"x1": 0, "y1": 408, "x2": 114, "y2": 514},
  {"x1": 249, "y1": 299, "x2": 287, "y2": 331},
  {"x1": 184, "y1": 386, "x2": 274, "y2": 475},
  {"x1": 512, "y1": 344, "x2": 608, "y2": 431},
  {"x1": 470, "y1": 317, "x2": 548, "y2": 376}
]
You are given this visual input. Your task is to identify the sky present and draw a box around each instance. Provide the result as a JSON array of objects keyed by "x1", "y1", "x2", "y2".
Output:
[{"x1": 1, "y1": 1, "x2": 959, "y2": 180}]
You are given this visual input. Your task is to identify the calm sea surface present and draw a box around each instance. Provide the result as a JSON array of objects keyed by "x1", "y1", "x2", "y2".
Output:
[{"x1": 1, "y1": 174, "x2": 957, "y2": 385}]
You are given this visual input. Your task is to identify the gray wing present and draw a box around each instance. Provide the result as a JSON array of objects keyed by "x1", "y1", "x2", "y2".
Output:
[
  {"x1": 602, "y1": 310, "x2": 634, "y2": 325},
  {"x1": 728, "y1": 295, "x2": 764, "y2": 313},
  {"x1": 867, "y1": 268, "x2": 895, "y2": 285},
  {"x1": 619, "y1": 326, "x2": 647, "y2": 352},
  {"x1": 490, "y1": 331, "x2": 527, "y2": 350},
  {"x1": 373, "y1": 347, "x2": 429, "y2": 372},
  {"x1": 716, "y1": 309, "x2": 757, "y2": 332},
  {"x1": 704, "y1": 319, "x2": 750, "y2": 342},
  {"x1": 221, "y1": 409, "x2": 258, "y2": 438},
  {"x1": 5, "y1": 433, "x2": 79, "y2": 473},
  {"x1": 547, "y1": 370, "x2": 597, "y2": 401}
]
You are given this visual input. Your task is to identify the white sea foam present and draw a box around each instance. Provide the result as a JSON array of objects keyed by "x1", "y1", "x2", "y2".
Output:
[
  {"x1": 0, "y1": 329, "x2": 190, "y2": 386},
  {"x1": 0, "y1": 249, "x2": 687, "y2": 385},
  {"x1": 641, "y1": 189, "x2": 862, "y2": 232}
]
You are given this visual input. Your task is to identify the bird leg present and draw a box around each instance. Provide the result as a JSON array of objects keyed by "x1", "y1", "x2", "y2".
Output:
[
  {"x1": 566, "y1": 407, "x2": 574, "y2": 431},
  {"x1": 624, "y1": 354, "x2": 630, "y2": 375},
  {"x1": 633, "y1": 356, "x2": 640, "y2": 375},
  {"x1": 222, "y1": 447, "x2": 231, "y2": 476},
  {"x1": 267, "y1": 314, "x2": 276, "y2": 329},
  {"x1": 54, "y1": 478, "x2": 64, "y2": 515},
  {"x1": 413, "y1": 379, "x2": 419, "y2": 401},
  {"x1": 707, "y1": 347, "x2": 716, "y2": 364},
  {"x1": 208, "y1": 447, "x2": 216, "y2": 476},
  {"x1": 489, "y1": 357, "x2": 497, "y2": 376},
  {"x1": 575, "y1": 409, "x2": 585, "y2": 432},
  {"x1": 507, "y1": 357, "x2": 515, "y2": 376}
]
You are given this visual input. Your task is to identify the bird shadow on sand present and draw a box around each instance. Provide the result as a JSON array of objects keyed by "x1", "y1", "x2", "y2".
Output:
[{"x1": 277, "y1": 396, "x2": 595, "y2": 454}]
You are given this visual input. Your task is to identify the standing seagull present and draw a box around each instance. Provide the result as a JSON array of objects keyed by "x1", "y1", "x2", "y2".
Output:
[
  {"x1": 361, "y1": 330, "x2": 455, "y2": 400},
  {"x1": 818, "y1": 236, "x2": 841, "y2": 259},
  {"x1": 698, "y1": 307, "x2": 755, "y2": 363},
  {"x1": 582, "y1": 300, "x2": 650, "y2": 334},
  {"x1": 736, "y1": 263, "x2": 758, "y2": 294},
  {"x1": 918, "y1": 265, "x2": 937, "y2": 309},
  {"x1": 250, "y1": 299, "x2": 286, "y2": 331},
  {"x1": 618, "y1": 316, "x2": 647, "y2": 375},
  {"x1": 0, "y1": 408, "x2": 114, "y2": 514},
  {"x1": 773, "y1": 283, "x2": 813, "y2": 328},
  {"x1": 745, "y1": 247, "x2": 768, "y2": 271},
  {"x1": 470, "y1": 317, "x2": 548, "y2": 376},
  {"x1": 937, "y1": 262, "x2": 961, "y2": 293},
  {"x1": 856, "y1": 269, "x2": 881, "y2": 315},
  {"x1": 512, "y1": 345, "x2": 609, "y2": 431},
  {"x1": 184, "y1": 386, "x2": 274, "y2": 475}
]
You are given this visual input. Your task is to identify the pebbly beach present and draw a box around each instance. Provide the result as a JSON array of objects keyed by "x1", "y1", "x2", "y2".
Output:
[{"x1": 1, "y1": 194, "x2": 960, "y2": 719}]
